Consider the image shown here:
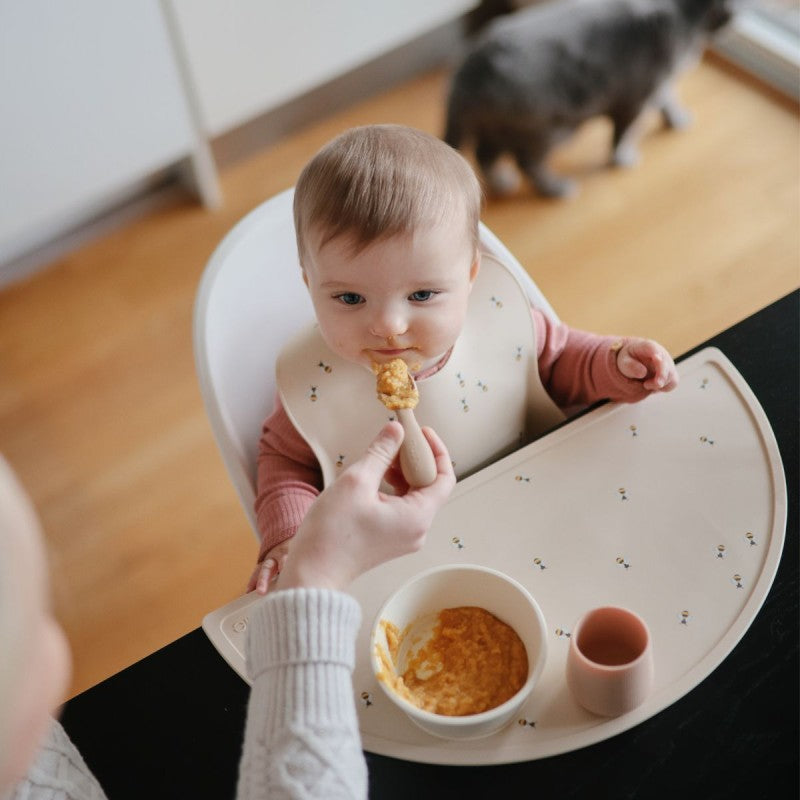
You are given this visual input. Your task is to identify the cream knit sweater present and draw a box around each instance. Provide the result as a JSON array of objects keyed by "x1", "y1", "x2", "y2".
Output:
[
  {"x1": 10, "y1": 588, "x2": 367, "y2": 800},
  {"x1": 7, "y1": 720, "x2": 107, "y2": 800},
  {"x1": 236, "y1": 588, "x2": 367, "y2": 799}
]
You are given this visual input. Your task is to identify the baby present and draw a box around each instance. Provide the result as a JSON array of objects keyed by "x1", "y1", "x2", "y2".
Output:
[{"x1": 249, "y1": 124, "x2": 678, "y2": 593}]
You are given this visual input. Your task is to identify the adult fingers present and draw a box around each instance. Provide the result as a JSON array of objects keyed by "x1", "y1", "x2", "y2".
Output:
[
  {"x1": 356, "y1": 421, "x2": 405, "y2": 484},
  {"x1": 403, "y1": 426, "x2": 456, "y2": 511},
  {"x1": 421, "y1": 427, "x2": 455, "y2": 485},
  {"x1": 383, "y1": 462, "x2": 410, "y2": 494}
]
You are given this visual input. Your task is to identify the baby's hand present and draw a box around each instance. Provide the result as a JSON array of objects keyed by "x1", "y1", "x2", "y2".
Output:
[
  {"x1": 247, "y1": 540, "x2": 291, "y2": 595},
  {"x1": 615, "y1": 338, "x2": 679, "y2": 393}
]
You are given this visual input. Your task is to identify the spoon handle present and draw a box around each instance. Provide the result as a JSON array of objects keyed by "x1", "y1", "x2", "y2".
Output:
[{"x1": 395, "y1": 408, "x2": 437, "y2": 487}]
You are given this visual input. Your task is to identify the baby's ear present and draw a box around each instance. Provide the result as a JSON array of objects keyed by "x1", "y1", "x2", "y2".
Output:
[{"x1": 469, "y1": 251, "x2": 481, "y2": 286}]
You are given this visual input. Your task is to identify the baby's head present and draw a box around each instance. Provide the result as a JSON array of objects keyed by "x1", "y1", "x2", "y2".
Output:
[{"x1": 294, "y1": 125, "x2": 482, "y2": 372}]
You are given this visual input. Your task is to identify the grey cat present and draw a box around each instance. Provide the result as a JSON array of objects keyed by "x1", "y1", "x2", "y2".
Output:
[{"x1": 444, "y1": 0, "x2": 733, "y2": 197}]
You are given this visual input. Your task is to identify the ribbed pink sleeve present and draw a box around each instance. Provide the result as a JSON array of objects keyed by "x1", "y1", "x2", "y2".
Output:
[
  {"x1": 254, "y1": 396, "x2": 322, "y2": 557},
  {"x1": 533, "y1": 309, "x2": 652, "y2": 407}
]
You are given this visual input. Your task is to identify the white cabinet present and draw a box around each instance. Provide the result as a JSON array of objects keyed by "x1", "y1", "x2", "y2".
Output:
[
  {"x1": 0, "y1": 0, "x2": 204, "y2": 266},
  {"x1": 0, "y1": 1, "x2": 475, "y2": 274},
  {"x1": 161, "y1": 0, "x2": 476, "y2": 136}
]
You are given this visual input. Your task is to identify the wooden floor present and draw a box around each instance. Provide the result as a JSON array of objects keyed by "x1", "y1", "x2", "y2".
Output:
[{"x1": 0, "y1": 55, "x2": 797, "y2": 698}]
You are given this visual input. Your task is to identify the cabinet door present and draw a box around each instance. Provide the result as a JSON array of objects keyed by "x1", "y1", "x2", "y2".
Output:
[
  {"x1": 168, "y1": 0, "x2": 477, "y2": 136},
  {"x1": 0, "y1": 0, "x2": 197, "y2": 265}
]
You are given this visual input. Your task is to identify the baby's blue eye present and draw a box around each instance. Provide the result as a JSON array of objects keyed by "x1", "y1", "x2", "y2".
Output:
[
  {"x1": 336, "y1": 292, "x2": 363, "y2": 306},
  {"x1": 409, "y1": 290, "x2": 436, "y2": 302}
]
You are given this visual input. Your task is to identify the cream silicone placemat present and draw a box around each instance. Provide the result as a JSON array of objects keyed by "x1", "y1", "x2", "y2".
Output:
[{"x1": 203, "y1": 347, "x2": 787, "y2": 765}]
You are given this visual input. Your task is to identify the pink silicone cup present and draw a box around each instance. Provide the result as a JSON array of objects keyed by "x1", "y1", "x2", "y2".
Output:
[{"x1": 566, "y1": 606, "x2": 654, "y2": 717}]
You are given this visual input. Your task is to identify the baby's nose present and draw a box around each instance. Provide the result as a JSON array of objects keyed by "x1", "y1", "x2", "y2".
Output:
[{"x1": 370, "y1": 306, "x2": 407, "y2": 338}]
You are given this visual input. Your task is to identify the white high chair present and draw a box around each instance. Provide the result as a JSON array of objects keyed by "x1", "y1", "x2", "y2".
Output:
[{"x1": 193, "y1": 187, "x2": 559, "y2": 540}]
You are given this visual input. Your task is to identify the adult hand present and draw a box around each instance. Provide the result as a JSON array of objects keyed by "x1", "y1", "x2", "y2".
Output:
[{"x1": 278, "y1": 421, "x2": 455, "y2": 592}]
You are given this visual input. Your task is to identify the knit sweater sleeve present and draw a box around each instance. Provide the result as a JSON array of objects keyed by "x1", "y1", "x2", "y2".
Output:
[
  {"x1": 236, "y1": 588, "x2": 367, "y2": 800},
  {"x1": 534, "y1": 309, "x2": 652, "y2": 407},
  {"x1": 254, "y1": 396, "x2": 323, "y2": 557},
  {"x1": 10, "y1": 718, "x2": 108, "y2": 800}
]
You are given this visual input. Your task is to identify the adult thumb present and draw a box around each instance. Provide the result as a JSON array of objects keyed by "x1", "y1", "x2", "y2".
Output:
[{"x1": 360, "y1": 421, "x2": 404, "y2": 480}]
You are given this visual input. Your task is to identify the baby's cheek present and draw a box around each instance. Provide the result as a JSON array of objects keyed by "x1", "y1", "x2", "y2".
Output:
[
  {"x1": 427, "y1": 317, "x2": 461, "y2": 351},
  {"x1": 319, "y1": 327, "x2": 355, "y2": 363}
]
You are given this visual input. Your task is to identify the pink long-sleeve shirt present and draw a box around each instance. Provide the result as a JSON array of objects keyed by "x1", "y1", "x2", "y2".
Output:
[{"x1": 255, "y1": 310, "x2": 650, "y2": 558}]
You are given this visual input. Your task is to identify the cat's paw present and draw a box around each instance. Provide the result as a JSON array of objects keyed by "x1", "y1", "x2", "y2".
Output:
[
  {"x1": 664, "y1": 106, "x2": 693, "y2": 130},
  {"x1": 532, "y1": 171, "x2": 578, "y2": 199},
  {"x1": 612, "y1": 143, "x2": 641, "y2": 168},
  {"x1": 486, "y1": 161, "x2": 522, "y2": 196}
]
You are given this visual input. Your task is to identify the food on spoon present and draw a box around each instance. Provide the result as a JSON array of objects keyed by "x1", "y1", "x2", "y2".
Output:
[
  {"x1": 374, "y1": 358, "x2": 419, "y2": 410},
  {"x1": 372, "y1": 357, "x2": 436, "y2": 487}
]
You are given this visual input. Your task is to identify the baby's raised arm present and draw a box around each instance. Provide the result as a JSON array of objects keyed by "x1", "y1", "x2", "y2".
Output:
[{"x1": 533, "y1": 309, "x2": 679, "y2": 407}]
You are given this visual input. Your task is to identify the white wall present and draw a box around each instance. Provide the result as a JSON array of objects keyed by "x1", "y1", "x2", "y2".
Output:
[
  {"x1": 0, "y1": 0, "x2": 199, "y2": 265},
  {"x1": 168, "y1": 0, "x2": 475, "y2": 136},
  {"x1": 0, "y1": 0, "x2": 476, "y2": 276}
]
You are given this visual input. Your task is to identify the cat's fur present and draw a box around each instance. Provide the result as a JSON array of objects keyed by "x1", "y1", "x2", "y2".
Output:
[{"x1": 445, "y1": 0, "x2": 733, "y2": 197}]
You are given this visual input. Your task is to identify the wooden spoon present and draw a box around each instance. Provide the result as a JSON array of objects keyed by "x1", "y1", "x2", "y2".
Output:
[
  {"x1": 374, "y1": 360, "x2": 437, "y2": 488},
  {"x1": 395, "y1": 376, "x2": 437, "y2": 488}
]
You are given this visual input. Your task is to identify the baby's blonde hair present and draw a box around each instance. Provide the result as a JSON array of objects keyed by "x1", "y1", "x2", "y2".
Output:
[{"x1": 293, "y1": 124, "x2": 482, "y2": 265}]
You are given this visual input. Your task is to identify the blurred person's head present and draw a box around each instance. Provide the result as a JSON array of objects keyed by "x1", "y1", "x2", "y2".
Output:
[{"x1": 0, "y1": 456, "x2": 71, "y2": 791}]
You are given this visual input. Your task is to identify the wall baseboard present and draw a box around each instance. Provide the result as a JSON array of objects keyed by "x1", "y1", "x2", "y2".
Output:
[{"x1": 0, "y1": 170, "x2": 189, "y2": 290}]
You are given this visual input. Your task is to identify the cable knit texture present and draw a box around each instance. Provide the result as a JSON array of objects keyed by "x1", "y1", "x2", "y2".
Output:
[
  {"x1": 236, "y1": 589, "x2": 367, "y2": 800},
  {"x1": 12, "y1": 591, "x2": 365, "y2": 800},
  {"x1": 7, "y1": 719, "x2": 108, "y2": 800}
]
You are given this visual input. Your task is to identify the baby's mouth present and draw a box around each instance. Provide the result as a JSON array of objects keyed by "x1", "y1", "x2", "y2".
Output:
[{"x1": 370, "y1": 346, "x2": 415, "y2": 359}]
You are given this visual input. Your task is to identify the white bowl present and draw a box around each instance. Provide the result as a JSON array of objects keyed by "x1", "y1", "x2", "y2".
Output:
[{"x1": 370, "y1": 564, "x2": 547, "y2": 739}]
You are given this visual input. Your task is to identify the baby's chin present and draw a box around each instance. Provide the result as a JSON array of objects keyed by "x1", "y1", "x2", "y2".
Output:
[
  {"x1": 325, "y1": 342, "x2": 449, "y2": 375},
  {"x1": 360, "y1": 351, "x2": 446, "y2": 373},
  {"x1": 413, "y1": 352, "x2": 449, "y2": 374}
]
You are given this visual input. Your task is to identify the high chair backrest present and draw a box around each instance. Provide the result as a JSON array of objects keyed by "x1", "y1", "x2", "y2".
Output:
[{"x1": 193, "y1": 187, "x2": 559, "y2": 539}]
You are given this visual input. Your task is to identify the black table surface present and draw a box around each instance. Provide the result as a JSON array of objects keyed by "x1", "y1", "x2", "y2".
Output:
[{"x1": 61, "y1": 291, "x2": 799, "y2": 800}]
